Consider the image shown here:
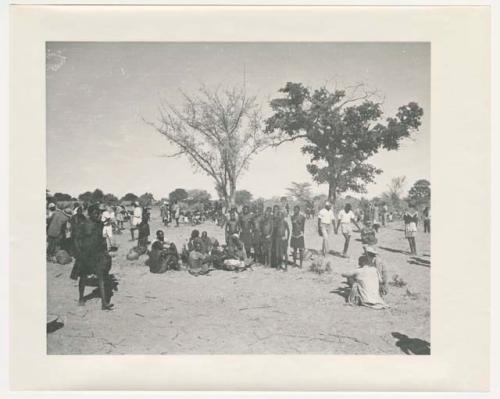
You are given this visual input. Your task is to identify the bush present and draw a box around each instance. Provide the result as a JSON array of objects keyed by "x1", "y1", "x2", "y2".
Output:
[{"x1": 309, "y1": 257, "x2": 331, "y2": 275}]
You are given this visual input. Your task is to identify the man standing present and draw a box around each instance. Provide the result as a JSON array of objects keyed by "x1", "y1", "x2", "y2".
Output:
[
  {"x1": 130, "y1": 202, "x2": 142, "y2": 240},
  {"x1": 336, "y1": 203, "x2": 360, "y2": 258},
  {"x1": 317, "y1": 201, "x2": 336, "y2": 256},
  {"x1": 290, "y1": 205, "x2": 306, "y2": 268},
  {"x1": 239, "y1": 205, "x2": 253, "y2": 257},
  {"x1": 73, "y1": 204, "x2": 114, "y2": 310}
]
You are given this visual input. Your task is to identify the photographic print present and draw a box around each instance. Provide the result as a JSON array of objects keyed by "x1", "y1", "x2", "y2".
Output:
[{"x1": 45, "y1": 42, "x2": 430, "y2": 355}]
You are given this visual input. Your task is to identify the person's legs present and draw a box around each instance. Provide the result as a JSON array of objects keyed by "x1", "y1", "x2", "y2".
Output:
[
  {"x1": 292, "y1": 247, "x2": 297, "y2": 266},
  {"x1": 321, "y1": 224, "x2": 329, "y2": 255},
  {"x1": 97, "y1": 271, "x2": 113, "y2": 310},
  {"x1": 282, "y1": 242, "x2": 288, "y2": 270},
  {"x1": 78, "y1": 277, "x2": 86, "y2": 305},
  {"x1": 299, "y1": 248, "x2": 304, "y2": 268},
  {"x1": 411, "y1": 237, "x2": 417, "y2": 255},
  {"x1": 342, "y1": 233, "x2": 351, "y2": 256},
  {"x1": 407, "y1": 238, "x2": 413, "y2": 254},
  {"x1": 130, "y1": 226, "x2": 135, "y2": 240}
]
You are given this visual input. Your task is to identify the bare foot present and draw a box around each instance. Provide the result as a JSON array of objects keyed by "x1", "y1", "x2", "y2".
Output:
[{"x1": 101, "y1": 303, "x2": 114, "y2": 311}]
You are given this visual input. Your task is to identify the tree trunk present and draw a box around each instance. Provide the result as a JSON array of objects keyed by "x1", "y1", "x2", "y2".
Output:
[
  {"x1": 228, "y1": 178, "x2": 236, "y2": 208},
  {"x1": 328, "y1": 182, "x2": 337, "y2": 206}
]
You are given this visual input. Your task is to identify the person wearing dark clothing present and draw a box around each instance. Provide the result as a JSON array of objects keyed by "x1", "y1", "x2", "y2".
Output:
[{"x1": 72, "y1": 204, "x2": 113, "y2": 310}]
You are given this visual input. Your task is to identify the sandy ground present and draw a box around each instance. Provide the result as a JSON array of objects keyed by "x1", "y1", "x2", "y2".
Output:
[{"x1": 47, "y1": 208, "x2": 430, "y2": 354}]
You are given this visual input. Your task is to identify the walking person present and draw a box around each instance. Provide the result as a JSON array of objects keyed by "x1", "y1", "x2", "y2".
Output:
[
  {"x1": 317, "y1": 201, "x2": 336, "y2": 256},
  {"x1": 403, "y1": 203, "x2": 419, "y2": 255},
  {"x1": 290, "y1": 205, "x2": 306, "y2": 268},
  {"x1": 336, "y1": 203, "x2": 360, "y2": 258}
]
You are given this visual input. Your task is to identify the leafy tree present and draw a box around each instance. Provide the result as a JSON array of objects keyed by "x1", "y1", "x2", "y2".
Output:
[
  {"x1": 121, "y1": 193, "x2": 139, "y2": 202},
  {"x1": 145, "y1": 85, "x2": 271, "y2": 207},
  {"x1": 186, "y1": 189, "x2": 211, "y2": 208},
  {"x1": 169, "y1": 188, "x2": 188, "y2": 204},
  {"x1": 91, "y1": 188, "x2": 104, "y2": 203},
  {"x1": 265, "y1": 82, "x2": 424, "y2": 204},
  {"x1": 53, "y1": 192, "x2": 74, "y2": 202},
  {"x1": 234, "y1": 190, "x2": 253, "y2": 206},
  {"x1": 286, "y1": 182, "x2": 313, "y2": 205},
  {"x1": 139, "y1": 192, "x2": 155, "y2": 207},
  {"x1": 382, "y1": 176, "x2": 407, "y2": 211},
  {"x1": 407, "y1": 179, "x2": 430, "y2": 207},
  {"x1": 78, "y1": 191, "x2": 93, "y2": 203},
  {"x1": 103, "y1": 193, "x2": 119, "y2": 205}
]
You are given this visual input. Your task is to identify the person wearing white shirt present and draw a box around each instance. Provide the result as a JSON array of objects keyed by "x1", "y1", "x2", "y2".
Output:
[
  {"x1": 101, "y1": 206, "x2": 116, "y2": 250},
  {"x1": 130, "y1": 202, "x2": 143, "y2": 241},
  {"x1": 317, "y1": 201, "x2": 336, "y2": 255},
  {"x1": 336, "y1": 203, "x2": 360, "y2": 257}
]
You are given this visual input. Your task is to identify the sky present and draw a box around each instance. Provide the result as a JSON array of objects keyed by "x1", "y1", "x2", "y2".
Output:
[{"x1": 46, "y1": 42, "x2": 430, "y2": 201}]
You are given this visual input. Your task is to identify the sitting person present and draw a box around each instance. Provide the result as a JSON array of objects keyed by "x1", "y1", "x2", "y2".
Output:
[
  {"x1": 200, "y1": 231, "x2": 212, "y2": 254},
  {"x1": 341, "y1": 248, "x2": 389, "y2": 309},
  {"x1": 210, "y1": 239, "x2": 226, "y2": 270},
  {"x1": 360, "y1": 219, "x2": 378, "y2": 246},
  {"x1": 188, "y1": 238, "x2": 211, "y2": 276},
  {"x1": 224, "y1": 234, "x2": 250, "y2": 271},
  {"x1": 147, "y1": 230, "x2": 180, "y2": 273},
  {"x1": 181, "y1": 229, "x2": 200, "y2": 263}
]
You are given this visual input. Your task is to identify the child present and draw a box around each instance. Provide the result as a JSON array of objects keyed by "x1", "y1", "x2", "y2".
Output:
[
  {"x1": 290, "y1": 205, "x2": 305, "y2": 268},
  {"x1": 403, "y1": 204, "x2": 419, "y2": 255}
]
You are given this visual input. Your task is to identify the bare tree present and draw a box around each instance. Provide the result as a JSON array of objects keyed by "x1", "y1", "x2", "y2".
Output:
[{"x1": 144, "y1": 86, "x2": 271, "y2": 207}]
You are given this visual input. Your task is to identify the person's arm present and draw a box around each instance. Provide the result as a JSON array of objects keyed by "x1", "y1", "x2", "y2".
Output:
[
  {"x1": 317, "y1": 214, "x2": 322, "y2": 235},
  {"x1": 285, "y1": 221, "x2": 290, "y2": 241},
  {"x1": 341, "y1": 270, "x2": 358, "y2": 278}
]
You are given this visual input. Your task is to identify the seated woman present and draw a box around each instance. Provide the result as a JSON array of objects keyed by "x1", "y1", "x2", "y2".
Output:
[
  {"x1": 341, "y1": 250, "x2": 389, "y2": 310},
  {"x1": 181, "y1": 229, "x2": 200, "y2": 264},
  {"x1": 210, "y1": 239, "x2": 226, "y2": 270},
  {"x1": 223, "y1": 234, "x2": 251, "y2": 271},
  {"x1": 188, "y1": 238, "x2": 211, "y2": 276},
  {"x1": 200, "y1": 231, "x2": 212, "y2": 254},
  {"x1": 147, "y1": 230, "x2": 180, "y2": 273}
]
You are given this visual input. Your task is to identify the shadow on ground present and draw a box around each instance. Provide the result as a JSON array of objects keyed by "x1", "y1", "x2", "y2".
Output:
[{"x1": 392, "y1": 332, "x2": 430, "y2": 355}]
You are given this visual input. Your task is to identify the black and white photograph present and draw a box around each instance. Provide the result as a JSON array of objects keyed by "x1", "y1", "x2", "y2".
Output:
[{"x1": 45, "y1": 42, "x2": 430, "y2": 355}]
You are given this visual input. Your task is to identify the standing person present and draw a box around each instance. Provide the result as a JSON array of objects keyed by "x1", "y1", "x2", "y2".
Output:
[
  {"x1": 73, "y1": 204, "x2": 114, "y2": 310},
  {"x1": 403, "y1": 204, "x2": 419, "y2": 255},
  {"x1": 251, "y1": 203, "x2": 264, "y2": 263},
  {"x1": 137, "y1": 211, "x2": 150, "y2": 250},
  {"x1": 273, "y1": 211, "x2": 290, "y2": 271},
  {"x1": 290, "y1": 205, "x2": 306, "y2": 268},
  {"x1": 280, "y1": 196, "x2": 290, "y2": 218},
  {"x1": 261, "y1": 207, "x2": 274, "y2": 267},
  {"x1": 172, "y1": 200, "x2": 181, "y2": 227},
  {"x1": 46, "y1": 206, "x2": 71, "y2": 261},
  {"x1": 160, "y1": 201, "x2": 170, "y2": 227},
  {"x1": 372, "y1": 204, "x2": 381, "y2": 232},
  {"x1": 336, "y1": 203, "x2": 360, "y2": 258},
  {"x1": 423, "y1": 206, "x2": 431, "y2": 233},
  {"x1": 115, "y1": 205, "x2": 125, "y2": 230},
  {"x1": 317, "y1": 201, "x2": 336, "y2": 256},
  {"x1": 101, "y1": 205, "x2": 115, "y2": 251},
  {"x1": 224, "y1": 209, "x2": 240, "y2": 245},
  {"x1": 239, "y1": 205, "x2": 253, "y2": 257},
  {"x1": 130, "y1": 202, "x2": 142, "y2": 240}
]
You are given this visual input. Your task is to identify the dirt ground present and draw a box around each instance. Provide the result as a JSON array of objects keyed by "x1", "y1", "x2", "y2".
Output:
[{"x1": 47, "y1": 208, "x2": 430, "y2": 355}]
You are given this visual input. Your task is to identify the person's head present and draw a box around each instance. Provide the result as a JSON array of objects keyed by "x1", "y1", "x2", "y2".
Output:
[
  {"x1": 212, "y1": 239, "x2": 220, "y2": 249},
  {"x1": 229, "y1": 210, "x2": 236, "y2": 220},
  {"x1": 73, "y1": 202, "x2": 79, "y2": 209},
  {"x1": 76, "y1": 206, "x2": 83, "y2": 215},
  {"x1": 408, "y1": 202, "x2": 416, "y2": 210},
  {"x1": 190, "y1": 229, "x2": 200, "y2": 239},
  {"x1": 231, "y1": 234, "x2": 243, "y2": 249},
  {"x1": 364, "y1": 219, "x2": 373, "y2": 228},
  {"x1": 48, "y1": 203, "x2": 56, "y2": 211},
  {"x1": 280, "y1": 196, "x2": 287, "y2": 204},
  {"x1": 358, "y1": 255, "x2": 370, "y2": 267},
  {"x1": 325, "y1": 201, "x2": 332, "y2": 210},
  {"x1": 193, "y1": 238, "x2": 203, "y2": 252},
  {"x1": 344, "y1": 203, "x2": 352, "y2": 212},
  {"x1": 272, "y1": 204, "x2": 279, "y2": 215},
  {"x1": 156, "y1": 230, "x2": 164, "y2": 240},
  {"x1": 293, "y1": 205, "x2": 300, "y2": 215},
  {"x1": 201, "y1": 231, "x2": 208, "y2": 239},
  {"x1": 265, "y1": 206, "x2": 272, "y2": 216},
  {"x1": 243, "y1": 205, "x2": 249, "y2": 214},
  {"x1": 88, "y1": 204, "x2": 101, "y2": 221},
  {"x1": 365, "y1": 246, "x2": 378, "y2": 258}
]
